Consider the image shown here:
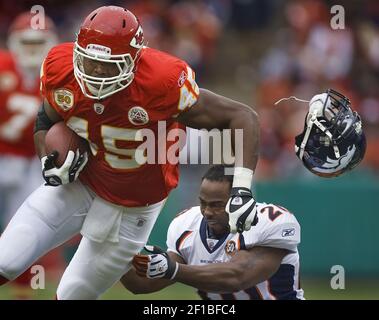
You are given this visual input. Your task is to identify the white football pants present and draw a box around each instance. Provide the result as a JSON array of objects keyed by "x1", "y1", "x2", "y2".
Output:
[{"x1": 0, "y1": 180, "x2": 165, "y2": 299}]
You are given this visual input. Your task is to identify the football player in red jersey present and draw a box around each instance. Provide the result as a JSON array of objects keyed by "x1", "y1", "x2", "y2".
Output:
[
  {"x1": 0, "y1": 11, "x2": 59, "y2": 298},
  {"x1": 0, "y1": 6, "x2": 260, "y2": 299},
  {"x1": 0, "y1": 12, "x2": 57, "y2": 225}
]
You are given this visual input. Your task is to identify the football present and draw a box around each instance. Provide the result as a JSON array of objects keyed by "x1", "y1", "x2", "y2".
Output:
[{"x1": 45, "y1": 121, "x2": 89, "y2": 168}]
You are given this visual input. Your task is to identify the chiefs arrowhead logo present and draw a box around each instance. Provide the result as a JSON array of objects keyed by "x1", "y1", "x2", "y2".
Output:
[
  {"x1": 177, "y1": 70, "x2": 187, "y2": 87},
  {"x1": 130, "y1": 25, "x2": 144, "y2": 49},
  {"x1": 128, "y1": 106, "x2": 149, "y2": 125}
]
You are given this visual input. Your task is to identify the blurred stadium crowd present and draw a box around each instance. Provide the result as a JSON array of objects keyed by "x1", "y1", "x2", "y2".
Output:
[{"x1": 1, "y1": 0, "x2": 378, "y2": 181}]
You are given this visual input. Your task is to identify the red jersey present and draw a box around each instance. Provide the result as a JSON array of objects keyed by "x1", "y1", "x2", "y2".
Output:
[
  {"x1": 0, "y1": 50, "x2": 41, "y2": 158},
  {"x1": 40, "y1": 43, "x2": 199, "y2": 207}
]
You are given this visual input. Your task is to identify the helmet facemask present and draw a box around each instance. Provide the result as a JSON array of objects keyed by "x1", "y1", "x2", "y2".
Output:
[{"x1": 73, "y1": 42, "x2": 140, "y2": 100}]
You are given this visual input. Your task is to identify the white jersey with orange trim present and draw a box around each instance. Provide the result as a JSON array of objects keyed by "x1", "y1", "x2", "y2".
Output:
[{"x1": 166, "y1": 204, "x2": 304, "y2": 300}]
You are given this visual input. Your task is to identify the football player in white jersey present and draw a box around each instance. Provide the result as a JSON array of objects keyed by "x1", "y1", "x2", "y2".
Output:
[{"x1": 122, "y1": 165, "x2": 304, "y2": 300}]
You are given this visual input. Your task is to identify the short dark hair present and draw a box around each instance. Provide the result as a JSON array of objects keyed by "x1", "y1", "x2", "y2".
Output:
[{"x1": 201, "y1": 165, "x2": 234, "y2": 187}]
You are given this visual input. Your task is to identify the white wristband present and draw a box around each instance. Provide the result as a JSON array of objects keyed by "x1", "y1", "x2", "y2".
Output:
[
  {"x1": 170, "y1": 262, "x2": 179, "y2": 280},
  {"x1": 232, "y1": 167, "x2": 254, "y2": 189}
]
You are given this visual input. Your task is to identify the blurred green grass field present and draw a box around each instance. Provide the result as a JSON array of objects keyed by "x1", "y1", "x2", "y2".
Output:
[{"x1": 0, "y1": 278, "x2": 378, "y2": 300}]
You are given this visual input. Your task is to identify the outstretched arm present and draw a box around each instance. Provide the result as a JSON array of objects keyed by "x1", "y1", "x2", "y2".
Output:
[
  {"x1": 176, "y1": 88, "x2": 259, "y2": 171},
  {"x1": 175, "y1": 246, "x2": 287, "y2": 293},
  {"x1": 132, "y1": 246, "x2": 288, "y2": 293}
]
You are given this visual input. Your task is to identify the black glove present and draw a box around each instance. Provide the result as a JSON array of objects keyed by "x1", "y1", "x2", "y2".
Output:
[
  {"x1": 42, "y1": 149, "x2": 88, "y2": 186},
  {"x1": 226, "y1": 187, "x2": 258, "y2": 233}
]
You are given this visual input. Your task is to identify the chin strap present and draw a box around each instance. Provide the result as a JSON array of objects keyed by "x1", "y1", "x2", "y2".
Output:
[
  {"x1": 297, "y1": 112, "x2": 341, "y2": 160},
  {"x1": 274, "y1": 96, "x2": 310, "y2": 106}
]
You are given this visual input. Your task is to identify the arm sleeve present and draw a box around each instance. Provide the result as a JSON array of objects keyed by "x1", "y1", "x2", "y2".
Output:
[
  {"x1": 162, "y1": 60, "x2": 200, "y2": 118},
  {"x1": 166, "y1": 218, "x2": 183, "y2": 257},
  {"x1": 257, "y1": 215, "x2": 301, "y2": 252},
  {"x1": 39, "y1": 46, "x2": 74, "y2": 120},
  {"x1": 33, "y1": 103, "x2": 54, "y2": 133},
  {"x1": 39, "y1": 57, "x2": 48, "y2": 98}
]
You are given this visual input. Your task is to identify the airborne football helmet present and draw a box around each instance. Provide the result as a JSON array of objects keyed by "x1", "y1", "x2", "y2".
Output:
[
  {"x1": 73, "y1": 6, "x2": 145, "y2": 100},
  {"x1": 295, "y1": 89, "x2": 366, "y2": 177}
]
